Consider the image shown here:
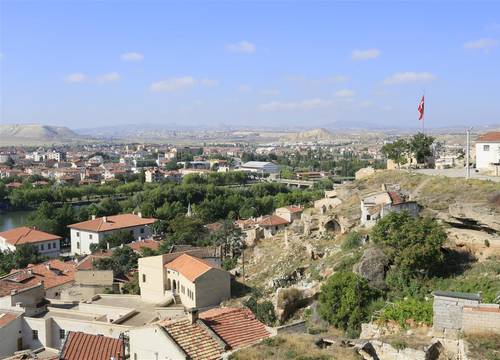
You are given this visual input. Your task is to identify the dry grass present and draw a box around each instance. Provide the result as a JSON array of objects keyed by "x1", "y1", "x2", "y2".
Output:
[
  {"x1": 466, "y1": 333, "x2": 500, "y2": 360},
  {"x1": 231, "y1": 334, "x2": 362, "y2": 360}
]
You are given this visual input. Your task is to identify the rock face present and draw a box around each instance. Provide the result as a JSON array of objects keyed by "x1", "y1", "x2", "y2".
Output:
[
  {"x1": 356, "y1": 340, "x2": 444, "y2": 360},
  {"x1": 353, "y1": 247, "x2": 389, "y2": 290},
  {"x1": 448, "y1": 203, "x2": 500, "y2": 233}
]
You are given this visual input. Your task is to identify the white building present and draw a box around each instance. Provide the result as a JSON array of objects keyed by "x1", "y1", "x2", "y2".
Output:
[
  {"x1": 0, "y1": 227, "x2": 62, "y2": 258},
  {"x1": 68, "y1": 213, "x2": 157, "y2": 255},
  {"x1": 239, "y1": 161, "x2": 280, "y2": 175},
  {"x1": 475, "y1": 132, "x2": 500, "y2": 172}
]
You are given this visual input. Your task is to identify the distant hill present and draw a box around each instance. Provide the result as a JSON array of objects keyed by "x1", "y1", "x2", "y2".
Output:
[
  {"x1": 281, "y1": 128, "x2": 336, "y2": 143},
  {"x1": 0, "y1": 124, "x2": 85, "y2": 145}
]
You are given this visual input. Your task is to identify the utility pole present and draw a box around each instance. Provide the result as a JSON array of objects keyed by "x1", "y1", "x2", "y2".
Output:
[{"x1": 465, "y1": 127, "x2": 472, "y2": 179}]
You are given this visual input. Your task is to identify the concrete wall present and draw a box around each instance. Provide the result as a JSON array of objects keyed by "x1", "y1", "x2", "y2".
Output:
[
  {"x1": 462, "y1": 305, "x2": 500, "y2": 333},
  {"x1": 0, "y1": 316, "x2": 22, "y2": 358},
  {"x1": 433, "y1": 295, "x2": 479, "y2": 331},
  {"x1": 194, "y1": 269, "x2": 231, "y2": 309},
  {"x1": 139, "y1": 255, "x2": 168, "y2": 303},
  {"x1": 129, "y1": 325, "x2": 187, "y2": 360},
  {"x1": 75, "y1": 270, "x2": 114, "y2": 286},
  {"x1": 476, "y1": 142, "x2": 500, "y2": 170}
]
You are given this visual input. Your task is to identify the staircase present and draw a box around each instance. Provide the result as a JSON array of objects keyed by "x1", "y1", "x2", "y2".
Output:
[{"x1": 173, "y1": 294, "x2": 182, "y2": 305}]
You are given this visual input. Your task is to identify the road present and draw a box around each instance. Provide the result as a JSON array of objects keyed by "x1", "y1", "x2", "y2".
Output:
[{"x1": 414, "y1": 168, "x2": 500, "y2": 183}]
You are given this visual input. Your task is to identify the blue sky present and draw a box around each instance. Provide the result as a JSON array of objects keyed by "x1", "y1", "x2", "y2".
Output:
[{"x1": 1, "y1": 1, "x2": 499, "y2": 129}]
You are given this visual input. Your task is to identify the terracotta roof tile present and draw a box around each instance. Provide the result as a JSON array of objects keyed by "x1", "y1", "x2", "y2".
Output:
[
  {"x1": 68, "y1": 213, "x2": 156, "y2": 232},
  {"x1": 165, "y1": 254, "x2": 219, "y2": 282},
  {"x1": 286, "y1": 205, "x2": 304, "y2": 213},
  {"x1": 60, "y1": 332, "x2": 124, "y2": 360},
  {"x1": 476, "y1": 131, "x2": 500, "y2": 143},
  {"x1": 0, "y1": 226, "x2": 61, "y2": 246},
  {"x1": 163, "y1": 319, "x2": 224, "y2": 360},
  {"x1": 257, "y1": 215, "x2": 289, "y2": 227},
  {"x1": 1, "y1": 259, "x2": 76, "y2": 293},
  {"x1": 200, "y1": 308, "x2": 270, "y2": 349}
]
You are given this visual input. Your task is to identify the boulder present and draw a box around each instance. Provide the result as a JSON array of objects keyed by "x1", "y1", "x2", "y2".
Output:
[{"x1": 353, "y1": 247, "x2": 389, "y2": 290}]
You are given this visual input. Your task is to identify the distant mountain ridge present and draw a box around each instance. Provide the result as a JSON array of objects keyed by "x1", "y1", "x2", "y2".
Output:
[
  {"x1": 281, "y1": 128, "x2": 336, "y2": 142},
  {"x1": 0, "y1": 124, "x2": 84, "y2": 145}
]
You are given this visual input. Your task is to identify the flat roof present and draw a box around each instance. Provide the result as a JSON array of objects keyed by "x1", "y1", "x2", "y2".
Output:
[{"x1": 433, "y1": 290, "x2": 480, "y2": 301}]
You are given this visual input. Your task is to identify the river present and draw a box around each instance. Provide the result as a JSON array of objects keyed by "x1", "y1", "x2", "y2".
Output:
[{"x1": 0, "y1": 210, "x2": 35, "y2": 232}]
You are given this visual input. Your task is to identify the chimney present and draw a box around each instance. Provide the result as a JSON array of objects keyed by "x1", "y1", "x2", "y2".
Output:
[
  {"x1": 103, "y1": 216, "x2": 107, "y2": 223},
  {"x1": 138, "y1": 212, "x2": 142, "y2": 218},
  {"x1": 187, "y1": 308, "x2": 199, "y2": 324},
  {"x1": 107, "y1": 242, "x2": 110, "y2": 250},
  {"x1": 92, "y1": 215, "x2": 96, "y2": 220}
]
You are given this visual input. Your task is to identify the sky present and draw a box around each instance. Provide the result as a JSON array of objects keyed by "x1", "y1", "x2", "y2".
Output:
[{"x1": 1, "y1": 1, "x2": 499, "y2": 130}]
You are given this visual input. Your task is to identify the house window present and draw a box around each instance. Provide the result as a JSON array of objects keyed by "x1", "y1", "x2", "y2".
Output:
[
  {"x1": 59, "y1": 329, "x2": 65, "y2": 339},
  {"x1": 484, "y1": 145, "x2": 490, "y2": 151},
  {"x1": 366, "y1": 215, "x2": 371, "y2": 221},
  {"x1": 40, "y1": 244, "x2": 45, "y2": 251},
  {"x1": 140, "y1": 228, "x2": 145, "y2": 234},
  {"x1": 89, "y1": 234, "x2": 93, "y2": 240},
  {"x1": 48, "y1": 243, "x2": 51, "y2": 249},
  {"x1": 76, "y1": 242, "x2": 80, "y2": 249},
  {"x1": 76, "y1": 232, "x2": 80, "y2": 237},
  {"x1": 130, "y1": 230, "x2": 134, "y2": 235},
  {"x1": 32, "y1": 330, "x2": 38, "y2": 340},
  {"x1": 181, "y1": 285, "x2": 185, "y2": 294},
  {"x1": 134, "y1": 354, "x2": 137, "y2": 360},
  {"x1": 142, "y1": 274, "x2": 146, "y2": 283},
  {"x1": 53, "y1": 242, "x2": 57, "y2": 248}
]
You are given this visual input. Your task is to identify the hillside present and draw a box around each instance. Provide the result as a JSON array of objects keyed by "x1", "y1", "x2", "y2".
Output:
[
  {"x1": 0, "y1": 124, "x2": 85, "y2": 145},
  {"x1": 280, "y1": 128, "x2": 336, "y2": 143}
]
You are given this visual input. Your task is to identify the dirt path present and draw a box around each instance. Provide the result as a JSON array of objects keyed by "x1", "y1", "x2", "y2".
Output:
[{"x1": 411, "y1": 177, "x2": 432, "y2": 200}]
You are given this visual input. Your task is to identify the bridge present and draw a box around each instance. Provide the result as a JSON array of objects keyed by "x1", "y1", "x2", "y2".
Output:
[{"x1": 265, "y1": 176, "x2": 355, "y2": 189}]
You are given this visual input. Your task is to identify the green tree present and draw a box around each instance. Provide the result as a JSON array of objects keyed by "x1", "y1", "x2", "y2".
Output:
[
  {"x1": 381, "y1": 139, "x2": 409, "y2": 168},
  {"x1": 409, "y1": 132, "x2": 434, "y2": 164},
  {"x1": 94, "y1": 247, "x2": 139, "y2": 278},
  {"x1": 318, "y1": 271, "x2": 380, "y2": 336},
  {"x1": 371, "y1": 212, "x2": 446, "y2": 281}
]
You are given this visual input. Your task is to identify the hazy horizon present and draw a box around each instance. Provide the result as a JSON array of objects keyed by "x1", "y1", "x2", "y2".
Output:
[{"x1": 1, "y1": 1, "x2": 499, "y2": 129}]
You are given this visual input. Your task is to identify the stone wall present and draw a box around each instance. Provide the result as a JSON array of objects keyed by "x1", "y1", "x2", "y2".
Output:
[{"x1": 433, "y1": 295, "x2": 479, "y2": 331}]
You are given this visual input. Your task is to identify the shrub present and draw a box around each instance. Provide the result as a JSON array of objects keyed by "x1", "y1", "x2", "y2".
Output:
[
  {"x1": 341, "y1": 231, "x2": 362, "y2": 250},
  {"x1": 244, "y1": 295, "x2": 277, "y2": 326},
  {"x1": 318, "y1": 271, "x2": 380, "y2": 336},
  {"x1": 379, "y1": 297, "x2": 433, "y2": 328}
]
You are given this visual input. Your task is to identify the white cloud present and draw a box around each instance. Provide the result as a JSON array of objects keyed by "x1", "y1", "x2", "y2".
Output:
[
  {"x1": 200, "y1": 78, "x2": 219, "y2": 87},
  {"x1": 258, "y1": 98, "x2": 333, "y2": 112},
  {"x1": 383, "y1": 72, "x2": 436, "y2": 85},
  {"x1": 97, "y1": 72, "x2": 120, "y2": 83},
  {"x1": 121, "y1": 52, "x2": 144, "y2": 62},
  {"x1": 64, "y1": 73, "x2": 87, "y2": 83},
  {"x1": 463, "y1": 38, "x2": 498, "y2": 51},
  {"x1": 335, "y1": 89, "x2": 355, "y2": 98},
  {"x1": 237, "y1": 85, "x2": 252, "y2": 93},
  {"x1": 227, "y1": 41, "x2": 256, "y2": 54},
  {"x1": 351, "y1": 48, "x2": 381, "y2": 60},
  {"x1": 150, "y1": 76, "x2": 197, "y2": 92}
]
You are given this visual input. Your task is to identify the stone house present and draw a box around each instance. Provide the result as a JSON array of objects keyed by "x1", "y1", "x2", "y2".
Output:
[
  {"x1": 360, "y1": 188, "x2": 419, "y2": 227},
  {"x1": 275, "y1": 205, "x2": 304, "y2": 223}
]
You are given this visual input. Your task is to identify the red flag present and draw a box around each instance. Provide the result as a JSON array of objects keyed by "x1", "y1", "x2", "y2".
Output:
[{"x1": 418, "y1": 95, "x2": 425, "y2": 120}]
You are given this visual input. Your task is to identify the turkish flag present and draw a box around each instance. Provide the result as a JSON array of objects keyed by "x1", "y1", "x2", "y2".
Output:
[{"x1": 418, "y1": 95, "x2": 425, "y2": 120}]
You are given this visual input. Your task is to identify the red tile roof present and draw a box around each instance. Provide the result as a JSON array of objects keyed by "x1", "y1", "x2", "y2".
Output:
[
  {"x1": 476, "y1": 131, "x2": 500, "y2": 143},
  {"x1": 257, "y1": 215, "x2": 289, "y2": 227},
  {"x1": 165, "y1": 254, "x2": 219, "y2": 282},
  {"x1": 0, "y1": 313, "x2": 18, "y2": 328},
  {"x1": 162, "y1": 319, "x2": 224, "y2": 360},
  {"x1": 0, "y1": 281, "x2": 43, "y2": 298},
  {"x1": 60, "y1": 332, "x2": 124, "y2": 360},
  {"x1": 286, "y1": 205, "x2": 304, "y2": 213},
  {"x1": 387, "y1": 191, "x2": 403, "y2": 205},
  {"x1": 68, "y1": 213, "x2": 156, "y2": 232},
  {"x1": 1, "y1": 259, "x2": 76, "y2": 292},
  {"x1": 76, "y1": 251, "x2": 113, "y2": 270},
  {"x1": 200, "y1": 307, "x2": 270, "y2": 349},
  {"x1": 0, "y1": 226, "x2": 61, "y2": 246}
]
